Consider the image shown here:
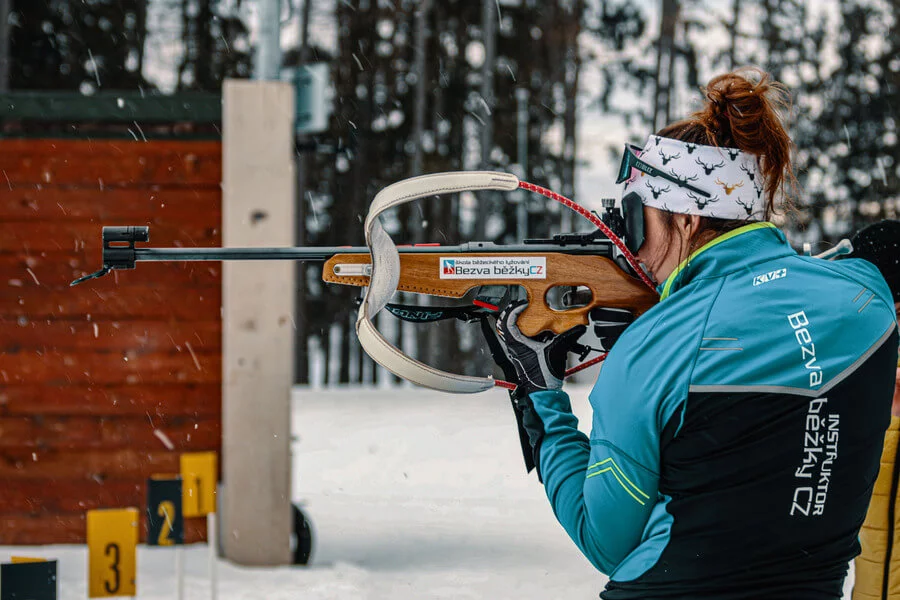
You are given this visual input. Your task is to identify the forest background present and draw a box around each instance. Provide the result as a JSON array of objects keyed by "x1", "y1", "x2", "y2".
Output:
[{"x1": 3, "y1": 0, "x2": 896, "y2": 384}]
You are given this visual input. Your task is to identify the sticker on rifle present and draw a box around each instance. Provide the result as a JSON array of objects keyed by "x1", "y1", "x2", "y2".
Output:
[{"x1": 439, "y1": 257, "x2": 546, "y2": 279}]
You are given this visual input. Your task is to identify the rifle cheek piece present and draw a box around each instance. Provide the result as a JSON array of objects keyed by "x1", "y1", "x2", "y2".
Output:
[{"x1": 621, "y1": 192, "x2": 645, "y2": 256}]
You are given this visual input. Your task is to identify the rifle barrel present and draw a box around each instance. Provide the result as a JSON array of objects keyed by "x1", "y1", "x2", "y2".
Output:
[
  {"x1": 129, "y1": 241, "x2": 613, "y2": 263},
  {"x1": 133, "y1": 247, "x2": 369, "y2": 262}
]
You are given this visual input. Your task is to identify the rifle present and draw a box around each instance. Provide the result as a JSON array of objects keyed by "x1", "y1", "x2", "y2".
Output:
[{"x1": 71, "y1": 172, "x2": 659, "y2": 471}]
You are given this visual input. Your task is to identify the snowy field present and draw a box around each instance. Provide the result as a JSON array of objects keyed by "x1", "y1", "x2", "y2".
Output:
[
  {"x1": 1, "y1": 384, "x2": 856, "y2": 598},
  {"x1": 0, "y1": 385, "x2": 603, "y2": 599},
  {"x1": 290, "y1": 385, "x2": 604, "y2": 599}
]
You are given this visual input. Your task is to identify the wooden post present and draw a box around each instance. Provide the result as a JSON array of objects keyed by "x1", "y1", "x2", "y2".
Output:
[
  {"x1": 0, "y1": 0, "x2": 9, "y2": 93},
  {"x1": 221, "y1": 80, "x2": 295, "y2": 565}
]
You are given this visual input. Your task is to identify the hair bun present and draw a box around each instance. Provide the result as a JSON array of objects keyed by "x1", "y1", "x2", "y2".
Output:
[
  {"x1": 657, "y1": 66, "x2": 795, "y2": 220},
  {"x1": 705, "y1": 67, "x2": 783, "y2": 124},
  {"x1": 704, "y1": 88, "x2": 728, "y2": 123}
]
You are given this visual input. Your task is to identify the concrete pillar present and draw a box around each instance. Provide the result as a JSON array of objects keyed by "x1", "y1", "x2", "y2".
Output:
[
  {"x1": 221, "y1": 80, "x2": 295, "y2": 565},
  {"x1": 255, "y1": 0, "x2": 282, "y2": 81}
]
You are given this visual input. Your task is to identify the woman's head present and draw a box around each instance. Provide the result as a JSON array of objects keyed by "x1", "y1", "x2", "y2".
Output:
[{"x1": 633, "y1": 67, "x2": 795, "y2": 283}]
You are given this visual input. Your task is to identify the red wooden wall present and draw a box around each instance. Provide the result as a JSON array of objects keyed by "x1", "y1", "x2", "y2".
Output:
[{"x1": 0, "y1": 139, "x2": 222, "y2": 543}]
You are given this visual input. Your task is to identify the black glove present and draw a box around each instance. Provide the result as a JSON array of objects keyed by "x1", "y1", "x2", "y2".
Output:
[
  {"x1": 494, "y1": 301, "x2": 586, "y2": 482},
  {"x1": 496, "y1": 301, "x2": 587, "y2": 396},
  {"x1": 590, "y1": 307, "x2": 635, "y2": 352}
]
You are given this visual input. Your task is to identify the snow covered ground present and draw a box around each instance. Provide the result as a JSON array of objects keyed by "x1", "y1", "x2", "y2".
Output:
[
  {"x1": 1, "y1": 384, "x2": 857, "y2": 598},
  {"x1": 0, "y1": 385, "x2": 604, "y2": 599},
  {"x1": 290, "y1": 385, "x2": 604, "y2": 599}
]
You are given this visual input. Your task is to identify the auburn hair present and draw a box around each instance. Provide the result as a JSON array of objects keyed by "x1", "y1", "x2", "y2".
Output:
[{"x1": 656, "y1": 67, "x2": 797, "y2": 253}]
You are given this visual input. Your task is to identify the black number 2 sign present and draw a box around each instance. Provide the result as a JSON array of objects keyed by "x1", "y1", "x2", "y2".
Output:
[{"x1": 147, "y1": 477, "x2": 184, "y2": 547}]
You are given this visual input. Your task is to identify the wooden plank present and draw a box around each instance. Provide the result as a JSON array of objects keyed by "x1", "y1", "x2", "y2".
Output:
[
  {"x1": 0, "y1": 320, "x2": 221, "y2": 353},
  {"x1": 0, "y1": 188, "x2": 220, "y2": 221},
  {"x1": 0, "y1": 513, "x2": 87, "y2": 545},
  {"x1": 0, "y1": 139, "x2": 221, "y2": 156},
  {"x1": 0, "y1": 512, "x2": 208, "y2": 545},
  {"x1": 0, "y1": 254, "x2": 222, "y2": 289},
  {"x1": 0, "y1": 449, "x2": 182, "y2": 480},
  {"x1": 0, "y1": 415, "x2": 221, "y2": 451},
  {"x1": 1, "y1": 284, "x2": 221, "y2": 320},
  {"x1": 0, "y1": 416, "x2": 97, "y2": 450},
  {"x1": 0, "y1": 480, "x2": 144, "y2": 513},
  {"x1": 0, "y1": 152, "x2": 221, "y2": 187},
  {"x1": 0, "y1": 221, "x2": 222, "y2": 253},
  {"x1": 0, "y1": 384, "x2": 221, "y2": 417},
  {"x1": 0, "y1": 140, "x2": 222, "y2": 186},
  {"x1": 0, "y1": 349, "x2": 222, "y2": 385}
]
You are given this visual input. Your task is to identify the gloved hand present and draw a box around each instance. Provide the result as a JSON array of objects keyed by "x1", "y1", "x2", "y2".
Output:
[
  {"x1": 589, "y1": 307, "x2": 635, "y2": 352},
  {"x1": 495, "y1": 301, "x2": 587, "y2": 482},
  {"x1": 496, "y1": 301, "x2": 587, "y2": 396}
]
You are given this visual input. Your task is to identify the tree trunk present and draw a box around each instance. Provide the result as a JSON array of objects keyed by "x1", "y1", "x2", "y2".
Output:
[
  {"x1": 561, "y1": 0, "x2": 581, "y2": 231},
  {"x1": 474, "y1": 0, "x2": 497, "y2": 240},
  {"x1": 653, "y1": 0, "x2": 680, "y2": 131},
  {"x1": 294, "y1": 0, "x2": 313, "y2": 385},
  {"x1": 412, "y1": 0, "x2": 433, "y2": 366},
  {"x1": 0, "y1": 0, "x2": 9, "y2": 93},
  {"x1": 321, "y1": 327, "x2": 331, "y2": 386},
  {"x1": 197, "y1": 0, "x2": 214, "y2": 88},
  {"x1": 727, "y1": 0, "x2": 741, "y2": 70},
  {"x1": 355, "y1": 323, "x2": 366, "y2": 385},
  {"x1": 177, "y1": 0, "x2": 190, "y2": 88},
  {"x1": 338, "y1": 316, "x2": 351, "y2": 384}
]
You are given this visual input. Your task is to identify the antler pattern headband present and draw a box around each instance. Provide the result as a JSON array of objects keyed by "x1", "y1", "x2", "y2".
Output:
[{"x1": 622, "y1": 136, "x2": 765, "y2": 221}]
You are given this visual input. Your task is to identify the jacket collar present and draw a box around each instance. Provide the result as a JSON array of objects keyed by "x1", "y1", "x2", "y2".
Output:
[{"x1": 658, "y1": 222, "x2": 794, "y2": 300}]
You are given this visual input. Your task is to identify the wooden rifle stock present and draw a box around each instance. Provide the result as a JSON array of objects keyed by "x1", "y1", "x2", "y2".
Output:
[{"x1": 323, "y1": 253, "x2": 658, "y2": 337}]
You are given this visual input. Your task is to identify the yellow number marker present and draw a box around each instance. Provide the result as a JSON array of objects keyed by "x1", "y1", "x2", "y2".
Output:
[
  {"x1": 87, "y1": 508, "x2": 138, "y2": 598},
  {"x1": 10, "y1": 557, "x2": 48, "y2": 563},
  {"x1": 180, "y1": 452, "x2": 217, "y2": 517}
]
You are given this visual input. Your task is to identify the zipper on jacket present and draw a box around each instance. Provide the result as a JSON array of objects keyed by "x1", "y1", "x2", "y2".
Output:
[{"x1": 883, "y1": 440, "x2": 900, "y2": 600}]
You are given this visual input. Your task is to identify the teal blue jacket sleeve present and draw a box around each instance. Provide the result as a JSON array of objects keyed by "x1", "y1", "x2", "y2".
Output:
[
  {"x1": 527, "y1": 279, "x2": 710, "y2": 576},
  {"x1": 530, "y1": 389, "x2": 660, "y2": 574}
]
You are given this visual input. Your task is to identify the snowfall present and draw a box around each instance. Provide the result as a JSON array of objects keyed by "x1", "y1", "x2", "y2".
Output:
[{"x1": 1, "y1": 385, "x2": 857, "y2": 599}]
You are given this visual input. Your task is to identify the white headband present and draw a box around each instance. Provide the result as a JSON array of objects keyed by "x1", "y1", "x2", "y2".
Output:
[{"x1": 622, "y1": 136, "x2": 765, "y2": 221}]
